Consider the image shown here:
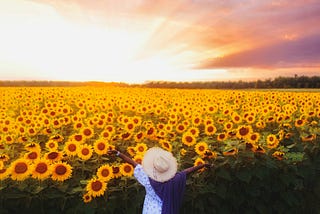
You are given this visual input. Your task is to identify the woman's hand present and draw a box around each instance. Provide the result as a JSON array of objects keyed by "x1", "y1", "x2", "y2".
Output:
[
  {"x1": 204, "y1": 163, "x2": 214, "y2": 168},
  {"x1": 108, "y1": 149, "x2": 119, "y2": 156},
  {"x1": 108, "y1": 149, "x2": 138, "y2": 167}
]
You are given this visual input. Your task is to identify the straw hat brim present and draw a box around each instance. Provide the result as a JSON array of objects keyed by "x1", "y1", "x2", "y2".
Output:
[{"x1": 142, "y1": 147, "x2": 177, "y2": 182}]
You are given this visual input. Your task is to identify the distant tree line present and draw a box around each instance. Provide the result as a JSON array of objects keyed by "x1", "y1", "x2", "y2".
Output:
[
  {"x1": 0, "y1": 75, "x2": 319, "y2": 89},
  {"x1": 139, "y1": 75, "x2": 320, "y2": 89}
]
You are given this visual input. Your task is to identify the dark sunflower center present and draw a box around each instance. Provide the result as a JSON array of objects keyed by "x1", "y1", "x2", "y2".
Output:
[
  {"x1": 55, "y1": 165, "x2": 67, "y2": 175},
  {"x1": 15, "y1": 162, "x2": 28, "y2": 174},
  {"x1": 91, "y1": 180, "x2": 103, "y2": 191},
  {"x1": 36, "y1": 163, "x2": 48, "y2": 174}
]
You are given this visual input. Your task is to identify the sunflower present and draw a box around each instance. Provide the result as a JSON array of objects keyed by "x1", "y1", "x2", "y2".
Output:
[
  {"x1": 96, "y1": 164, "x2": 113, "y2": 181},
  {"x1": 194, "y1": 142, "x2": 208, "y2": 156},
  {"x1": 247, "y1": 132, "x2": 260, "y2": 144},
  {"x1": 157, "y1": 123, "x2": 165, "y2": 130},
  {"x1": 46, "y1": 140, "x2": 59, "y2": 151},
  {"x1": 204, "y1": 149, "x2": 217, "y2": 159},
  {"x1": 0, "y1": 154, "x2": 10, "y2": 162},
  {"x1": 77, "y1": 109, "x2": 87, "y2": 118},
  {"x1": 182, "y1": 132, "x2": 196, "y2": 147},
  {"x1": 64, "y1": 141, "x2": 78, "y2": 156},
  {"x1": 160, "y1": 140, "x2": 172, "y2": 152},
  {"x1": 132, "y1": 116, "x2": 142, "y2": 126},
  {"x1": 17, "y1": 136, "x2": 28, "y2": 144},
  {"x1": 133, "y1": 154, "x2": 143, "y2": 165},
  {"x1": 135, "y1": 143, "x2": 148, "y2": 155},
  {"x1": 104, "y1": 125, "x2": 115, "y2": 134},
  {"x1": 86, "y1": 178, "x2": 107, "y2": 198},
  {"x1": 223, "y1": 148, "x2": 238, "y2": 156},
  {"x1": 266, "y1": 134, "x2": 279, "y2": 149},
  {"x1": 120, "y1": 163, "x2": 134, "y2": 177},
  {"x1": 255, "y1": 120, "x2": 266, "y2": 129},
  {"x1": 231, "y1": 113, "x2": 242, "y2": 124},
  {"x1": 24, "y1": 151, "x2": 40, "y2": 162},
  {"x1": 245, "y1": 142, "x2": 257, "y2": 152},
  {"x1": 31, "y1": 159, "x2": 51, "y2": 180},
  {"x1": 112, "y1": 165, "x2": 122, "y2": 178},
  {"x1": 0, "y1": 161, "x2": 3, "y2": 170},
  {"x1": 134, "y1": 131, "x2": 145, "y2": 143},
  {"x1": 81, "y1": 127, "x2": 94, "y2": 139},
  {"x1": 176, "y1": 123, "x2": 187, "y2": 134},
  {"x1": 121, "y1": 132, "x2": 132, "y2": 141},
  {"x1": 294, "y1": 118, "x2": 305, "y2": 127},
  {"x1": 253, "y1": 145, "x2": 266, "y2": 154},
  {"x1": 10, "y1": 158, "x2": 31, "y2": 181},
  {"x1": 73, "y1": 121, "x2": 84, "y2": 130},
  {"x1": 224, "y1": 122, "x2": 233, "y2": 131},
  {"x1": 94, "y1": 139, "x2": 109, "y2": 155},
  {"x1": 125, "y1": 122, "x2": 136, "y2": 132},
  {"x1": 42, "y1": 127, "x2": 53, "y2": 135},
  {"x1": 100, "y1": 130, "x2": 112, "y2": 140},
  {"x1": 206, "y1": 105, "x2": 218, "y2": 114},
  {"x1": 51, "y1": 162, "x2": 72, "y2": 182},
  {"x1": 236, "y1": 125, "x2": 252, "y2": 139},
  {"x1": 17, "y1": 126, "x2": 26, "y2": 135},
  {"x1": 204, "y1": 124, "x2": 217, "y2": 136},
  {"x1": 50, "y1": 134, "x2": 64, "y2": 143},
  {"x1": 217, "y1": 133, "x2": 228, "y2": 142},
  {"x1": 145, "y1": 126, "x2": 157, "y2": 139},
  {"x1": 0, "y1": 168, "x2": 10, "y2": 181},
  {"x1": 276, "y1": 115, "x2": 284, "y2": 124},
  {"x1": 78, "y1": 144, "x2": 93, "y2": 161},
  {"x1": 51, "y1": 119, "x2": 62, "y2": 129},
  {"x1": 301, "y1": 134, "x2": 316, "y2": 142},
  {"x1": 266, "y1": 116, "x2": 275, "y2": 123},
  {"x1": 272, "y1": 151, "x2": 285, "y2": 160},
  {"x1": 187, "y1": 127, "x2": 200, "y2": 137},
  {"x1": 193, "y1": 157, "x2": 205, "y2": 172},
  {"x1": 180, "y1": 148, "x2": 187, "y2": 156},
  {"x1": 165, "y1": 124, "x2": 173, "y2": 132},
  {"x1": 82, "y1": 193, "x2": 92, "y2": 203},
  {"x1": 217, "y1": 117, "x2": 225, "y2": 124},
  {"x1": 126, "y1": 146, "x2": 136, "y2": 157},
  {"x1": 191, "y1": 116, "x2": 202, "y2": 126},
  {"x1": 4, "y1": 134, "x2": 14, "y2": 144},
  {"x1": 245, "y1": 115, "x2": 255, "y2": 124},
  {"x1": 70, "y1": 133, "x2": 85, "y2": 144},
  {"x1": 157, "y1": 130, "x2": 167, "y2": 139},
  {"x1": 44, "y1": 151, "x2": 63, "y2": 163},
  {"x1": 222, "y1": 108, "x2": 231, "y2": 116},
  {"x1": 1, "y1": 125, "x2": 10, "y2": 134},
  {"x1": 25, "y1": 142, "x2": 41, "y2": 152},
  {"x1": 278, "y1": 130, "x2": 285, "y2": 141}
]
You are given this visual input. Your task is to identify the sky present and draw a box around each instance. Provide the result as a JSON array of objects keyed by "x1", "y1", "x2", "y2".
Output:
[{"x1": 0, "y1": 0, "x2": 319, "y2": 83}]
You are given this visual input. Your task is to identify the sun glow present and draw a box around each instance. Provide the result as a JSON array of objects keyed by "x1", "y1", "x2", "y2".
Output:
[{"x1": 0, "y1": 0, "x2": 228, "y2": 83}]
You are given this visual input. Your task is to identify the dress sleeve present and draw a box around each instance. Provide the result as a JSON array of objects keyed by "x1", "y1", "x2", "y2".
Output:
[{"x1": 134, "y1": 164, "x2": 149, "y2": 187}]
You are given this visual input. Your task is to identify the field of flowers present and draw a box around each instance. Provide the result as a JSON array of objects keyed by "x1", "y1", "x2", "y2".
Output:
[{"x1": 0, "y1": 87, "x2": 319, "y2": 213}]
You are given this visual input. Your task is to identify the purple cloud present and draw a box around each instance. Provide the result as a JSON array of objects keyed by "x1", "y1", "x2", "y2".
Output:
[{"x1": 197, "y1": 33, "x2": 320, "y2": 69}]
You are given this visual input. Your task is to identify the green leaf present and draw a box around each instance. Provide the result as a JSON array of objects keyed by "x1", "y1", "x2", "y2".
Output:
[
  {"x1": 236, "y1": 169, "x2": 252, "y2": 183},
  {"x1": 80, "y1": 180, "x2": 88, "y2": 185},
  {"x1": 70, "y1": 186, "x2": 83, "y2": 194},
  {"x1": 31, "y1": 185, "x2": 45, "y2": 194},
  {"x1": 216, "y1": 168, "x2": 232, "y2": 181},
  {"x1": 215, "y1": 183, "x2": 227, "y2": 199}
]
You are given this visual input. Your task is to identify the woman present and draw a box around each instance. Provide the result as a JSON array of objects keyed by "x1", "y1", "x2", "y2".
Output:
[{"x1": 108, "y1": 147, "x2": 211, "y2": 214}]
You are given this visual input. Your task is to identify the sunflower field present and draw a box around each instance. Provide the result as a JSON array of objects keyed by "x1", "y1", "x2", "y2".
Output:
[{"x1": 0, "y1": 87, "x2": 320, "y2": 213}]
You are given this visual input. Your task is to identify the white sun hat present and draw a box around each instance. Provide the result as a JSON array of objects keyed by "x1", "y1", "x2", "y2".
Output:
[{"x1": 142, "y1": 147, "x2": 178, "y2": 182}]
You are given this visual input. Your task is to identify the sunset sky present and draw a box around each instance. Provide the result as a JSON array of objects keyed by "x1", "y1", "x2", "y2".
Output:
[{"x1": 0, "y1": 0, "x2": 319, "y2": 83}]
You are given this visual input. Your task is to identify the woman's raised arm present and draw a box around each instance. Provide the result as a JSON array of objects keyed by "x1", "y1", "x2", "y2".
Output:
[{"x1": 108, "y1": 150, "x2": 138, "y2": 167}]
